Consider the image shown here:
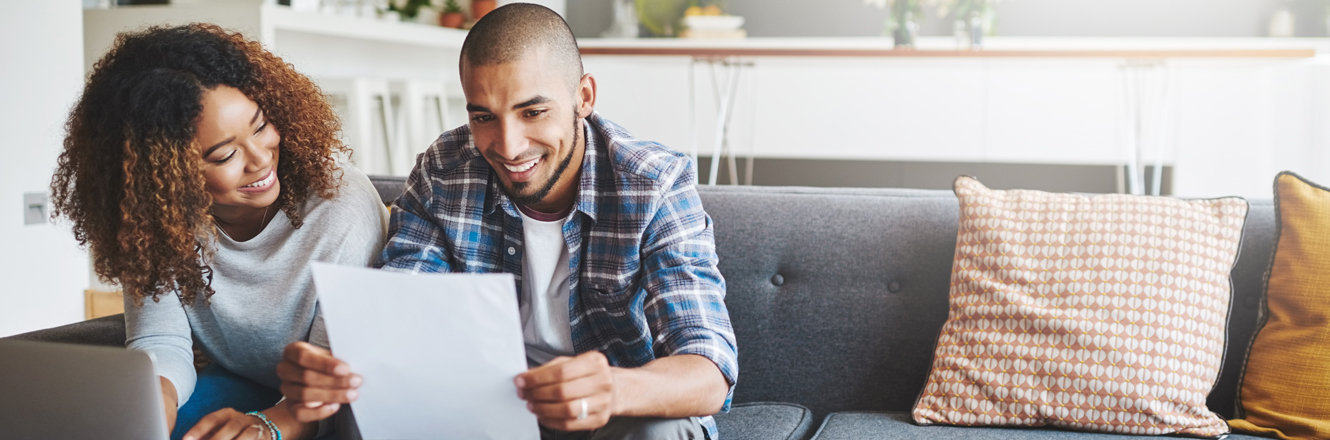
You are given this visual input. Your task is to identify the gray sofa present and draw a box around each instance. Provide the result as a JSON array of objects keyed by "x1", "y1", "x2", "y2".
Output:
[{"x1": 6, "y1": 178, "x2": 1279, "y2": 440}]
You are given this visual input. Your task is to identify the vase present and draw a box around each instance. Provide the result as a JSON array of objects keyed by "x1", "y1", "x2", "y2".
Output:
[
  {"x1": 473, "y1": 0, "x2": 496, "y2": 21},
  {"x1": 953, "y1": 1, "x2": 997, "y2": 50},
  {"x1": 953, "y1": 19, "x2": 967, "y2": 49},
  {"x1": 440, "y1": 11, "x2": 465, "y2": 28},
  {"x1": 892, "y1": 10, "x2": 918, "y2": 49},
  {"x1": 967, "y1": 10, "x2": 984, "y2": 49},
  {"x1": 414, "y1": 9, "x2": 439, "y2": 25},
  {"x1": 601, "y1": 0, "x2": 640, "y2": 38}
]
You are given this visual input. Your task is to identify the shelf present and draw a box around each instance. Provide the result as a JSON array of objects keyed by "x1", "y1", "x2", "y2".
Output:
[
  {"x1": 262, "y1": 5, "x2": 468, "y2": 49},
  {"x1": 84, "y1": 4, "x2": 467, "y2": 54}
]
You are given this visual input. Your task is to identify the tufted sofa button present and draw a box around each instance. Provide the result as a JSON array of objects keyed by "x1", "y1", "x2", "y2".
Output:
[
  {"x1": 771, "y1": 274, "x2": 784, "y2": 286},
  {"x1": 888, "y1": 281, "x2": 901, "y2": 293}
]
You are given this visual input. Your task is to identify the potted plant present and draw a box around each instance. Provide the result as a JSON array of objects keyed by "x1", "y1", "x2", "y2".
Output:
[
  {"x1": 636, "y1": 0, "x2": 689, "y2": 37},
  {"x1": 863, "y1": 0, "x2": 931, "y2": 48},
  {"x1": 388, "y1": 0, "x2": 432, "y2": 21},
  {"x1": 863, "y1": 0, "x2": 1003, "y2": 49},
  {"x1": 473, "y1": 0, "x2": 497, "y2": 21},
  {"x1": 440, "y1": 0, "x2": 465, "y2": 28}
]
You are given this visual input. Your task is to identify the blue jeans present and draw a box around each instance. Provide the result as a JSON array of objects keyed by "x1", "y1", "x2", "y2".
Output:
[{"x1": 170, "y1": 364, "x2": 282, "y2": 440}]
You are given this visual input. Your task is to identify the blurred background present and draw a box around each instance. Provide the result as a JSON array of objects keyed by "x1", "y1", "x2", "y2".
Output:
[{"x1": 4, "y1": 0, "x2": 1330, "y2": 335}]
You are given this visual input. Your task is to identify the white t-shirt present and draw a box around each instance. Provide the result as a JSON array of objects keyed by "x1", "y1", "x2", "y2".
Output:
[{"x1": 517, "y1": 206, "x2": 577, "y2": 367}]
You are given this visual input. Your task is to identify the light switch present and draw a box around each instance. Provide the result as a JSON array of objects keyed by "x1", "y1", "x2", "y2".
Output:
[{"x1": 24, "y1": 192, "x2": 48, "y2": 225}]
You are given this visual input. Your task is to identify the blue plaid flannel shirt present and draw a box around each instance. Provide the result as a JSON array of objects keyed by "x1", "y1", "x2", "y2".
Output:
[{"x1": 376, "y1": 113, "x2": 738, "y2": 439}]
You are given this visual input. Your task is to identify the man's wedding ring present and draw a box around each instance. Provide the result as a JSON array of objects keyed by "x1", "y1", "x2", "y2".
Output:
[{"x1": 577, "y1": 398, "x2": 588, "y2": 420}]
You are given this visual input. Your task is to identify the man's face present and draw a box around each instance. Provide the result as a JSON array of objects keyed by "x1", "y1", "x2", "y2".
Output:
[{"x1": 462, "y1": 51, "x2": 592, "y2": 211}]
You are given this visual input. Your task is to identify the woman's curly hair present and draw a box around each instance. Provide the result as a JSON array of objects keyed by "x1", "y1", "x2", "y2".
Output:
[{"x1": 51, "y1": 23, "x2": 348, "y2": 306}]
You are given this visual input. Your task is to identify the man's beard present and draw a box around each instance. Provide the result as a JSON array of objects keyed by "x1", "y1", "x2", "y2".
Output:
[{"x1": 501, "y1": 112, "x2": 580, "y2": 207}]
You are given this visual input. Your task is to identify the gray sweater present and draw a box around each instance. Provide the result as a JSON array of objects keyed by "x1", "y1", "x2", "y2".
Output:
[{"x1": 124, "y1": 165, "x2": 388, "y2": 406}]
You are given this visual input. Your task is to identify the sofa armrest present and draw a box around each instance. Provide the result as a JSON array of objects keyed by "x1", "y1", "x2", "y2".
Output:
[{"x1": 3, "y1": 314, "x2": 126, "y2": 347}]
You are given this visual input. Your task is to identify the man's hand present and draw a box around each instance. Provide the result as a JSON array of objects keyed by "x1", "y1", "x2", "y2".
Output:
[
  {"x1": 515, "y1": 351, "x2": 616, "y2": 431},
  {"x1": 180, "y1": 408, "x2": 269, "y2": 440},
  {"x1": 276, "y1": 342, "x2": 361, "y2": 422}
]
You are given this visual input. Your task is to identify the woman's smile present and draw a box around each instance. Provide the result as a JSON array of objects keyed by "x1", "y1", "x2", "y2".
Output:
[{"x1": 238, "y1": 168, "x2": 277, "y2": 193}]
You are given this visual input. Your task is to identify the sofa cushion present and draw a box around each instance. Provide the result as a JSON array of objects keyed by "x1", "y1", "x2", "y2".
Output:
[
  {"x1": 810, "y1": 412, "x2": 1272, "y2": 440},
  {"x1": 698, "y1": 185, "x2": 962, "y2": 418},
  {"x1": 913, "y1": 177, "x2": 1246, "y2": 436},
  {"x1": 1229, "y1": 172, "x2": 1330, "y2": 439},
  {"x1": 714, "y1": 402, "x2": 814, "y2": 440}
]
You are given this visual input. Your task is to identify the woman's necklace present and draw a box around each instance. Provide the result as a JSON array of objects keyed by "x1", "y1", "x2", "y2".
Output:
[{"x1": 214, "y1": 205, "x2": 272, "y2": 240}]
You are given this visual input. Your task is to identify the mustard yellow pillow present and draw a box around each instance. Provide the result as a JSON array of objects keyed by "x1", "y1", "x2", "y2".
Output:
[{"x1": 1229, "y1": 172, "x2": 1330, "y2": 440}]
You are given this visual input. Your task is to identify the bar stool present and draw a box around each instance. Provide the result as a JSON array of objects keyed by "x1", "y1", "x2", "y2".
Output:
[
  {"x1": 389, "y1": 79, "x2": 451, "y2": 175},
  {"x1": 690, "y1": 57, "x2": 756, "y2": 186},
  {"x1": 317, "y1": 77, "x2": 399, "y2": 175}
]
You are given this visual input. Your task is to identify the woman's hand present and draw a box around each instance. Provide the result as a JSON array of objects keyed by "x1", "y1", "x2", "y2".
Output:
[
  {"x1": 182, "y1": 401, "x2": 318, "y2": 440},
  {"x1": 160, "y1": 377, "x2": 180, "y2": 433},
  {"x1": 180, "y1": 408, "x2": 270, "y2": 440}
]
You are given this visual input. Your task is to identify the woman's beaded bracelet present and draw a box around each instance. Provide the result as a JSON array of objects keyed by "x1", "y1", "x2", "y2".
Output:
[{"x1": 245, "y1": 411, "x2": 282, "y2": 440}]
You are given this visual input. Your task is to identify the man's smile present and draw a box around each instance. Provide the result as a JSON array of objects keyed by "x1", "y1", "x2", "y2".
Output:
[
  {"x1": 500, "y1": 157, "x2": 542, "y2": 183},
  {"x1": 504, "y1": 157, "x2": 540, "y2": 173}
]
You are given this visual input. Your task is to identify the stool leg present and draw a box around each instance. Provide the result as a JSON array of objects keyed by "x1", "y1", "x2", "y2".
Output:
[
  {"x1": 689, "y1": 58, "x2": 699, "y2": 183},
  {"x1": 708, "y1": 61, "x2": 729, "y2": 186},
  {"x1": 723, "y1": 61, "x2": 742, "y2": 186},
  {"x1": 374, "y1": 94, "x2": 395, "y2": 174},
  {"x1": 349, "y1": 80, "x2": 377, "y2": 174}
]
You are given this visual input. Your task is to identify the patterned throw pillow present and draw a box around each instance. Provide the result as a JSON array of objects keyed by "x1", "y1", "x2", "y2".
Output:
[
  {"x1": 1228, "y1": 172, "x2": 1330, "y2": 440},
  {"x1": 912, "y1": 177, "x2": 1247, "y2": 437}
]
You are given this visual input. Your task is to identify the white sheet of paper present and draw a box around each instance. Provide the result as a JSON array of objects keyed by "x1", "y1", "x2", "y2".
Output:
[{"x1": 311, "y1": 263, "x2": 539, "y2": 440}]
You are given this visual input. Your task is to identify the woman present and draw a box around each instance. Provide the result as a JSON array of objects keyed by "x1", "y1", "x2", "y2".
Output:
[{"x1": 51, "y1": 24, "x2": 387, "y2": 440}]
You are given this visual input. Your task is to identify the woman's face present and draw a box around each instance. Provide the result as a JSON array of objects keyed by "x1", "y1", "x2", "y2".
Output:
[{"x1": 194, "y1": 85, "x2": 281, "y2": 218}]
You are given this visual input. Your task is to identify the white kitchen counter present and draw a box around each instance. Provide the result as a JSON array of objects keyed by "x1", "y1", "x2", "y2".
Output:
[{"x1": 578, "y1": 36, "x2": 1330, "y2": 198}]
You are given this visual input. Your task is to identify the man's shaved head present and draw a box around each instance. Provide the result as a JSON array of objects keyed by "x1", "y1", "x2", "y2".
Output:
[{"x1": 460, "y1": 3, "x2": 584, "y2": 90}]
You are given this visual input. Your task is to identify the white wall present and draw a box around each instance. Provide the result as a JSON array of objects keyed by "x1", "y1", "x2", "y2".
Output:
[{"x1": 0, "y1": 0, "x2": 90, "y2": 336}]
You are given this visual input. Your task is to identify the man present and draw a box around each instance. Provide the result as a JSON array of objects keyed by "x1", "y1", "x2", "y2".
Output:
[{"x1": 276, "y1": 4, "x2": 737, "y2": 439}]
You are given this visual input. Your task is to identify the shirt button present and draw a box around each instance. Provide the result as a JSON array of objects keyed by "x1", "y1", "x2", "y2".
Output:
[{"x1": 507, "y1": 247, "x2": 516, "y2": 255}]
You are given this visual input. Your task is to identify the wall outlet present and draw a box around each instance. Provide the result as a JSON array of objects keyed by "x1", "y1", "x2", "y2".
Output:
[{"x1": 23, "y1": 192, "x2": 48, "y2": 225}]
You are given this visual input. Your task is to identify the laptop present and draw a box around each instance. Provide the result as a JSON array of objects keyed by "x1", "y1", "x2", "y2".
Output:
[{"x1": 0, "y1": 339, "x2": 170, "y2": 440}]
